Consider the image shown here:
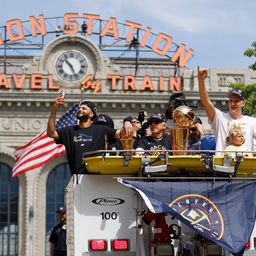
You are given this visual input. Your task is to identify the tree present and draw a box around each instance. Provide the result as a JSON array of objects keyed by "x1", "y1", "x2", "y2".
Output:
[
  {"x1": 230, "y1": 83, "x2": 256, "y2": 116},
  {"x1": 244, "y1": 41, "x2": 256, "y2": 70}
]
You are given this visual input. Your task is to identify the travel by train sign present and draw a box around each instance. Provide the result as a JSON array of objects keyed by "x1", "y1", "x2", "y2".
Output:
[
  {"x1": 0, "y1": 73, "x2": 182, "y2": 93},
  {"x1": 0, "y1": 13, "x2": 193, "y2": 92}
]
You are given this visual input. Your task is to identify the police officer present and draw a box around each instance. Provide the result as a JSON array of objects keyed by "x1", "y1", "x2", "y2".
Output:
[{"x1": 49, "y1": 206, "x2": 67, "y2": 256}]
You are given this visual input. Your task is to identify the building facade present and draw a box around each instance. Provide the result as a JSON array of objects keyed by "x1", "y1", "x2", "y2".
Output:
[{"x1": 1, "y1": 25, "x2": 256, "y2": 256}]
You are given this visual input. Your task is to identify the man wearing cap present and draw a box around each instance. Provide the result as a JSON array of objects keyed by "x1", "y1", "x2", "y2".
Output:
[
  {"x1": 49, "y1": 206, "x2": 67, "y2": 256},
  {"x1": 124, "y1": 116, "x2": 142, "y2": 148},
  {"x1": 47, "y1": 95, "x2": 133, "y2": 175},
  {"x1": 94, "y1": 114, "x2": 115, "y2": 129},
  {"x1": 198, "y1": 66, "x2": 256, "y2": 155},
  {"x1": 110, "y1": 116, "x2": 142, "y2": 153},
  {"x1": 136, "y1": 113, "x2": 172, "y2": 154}
]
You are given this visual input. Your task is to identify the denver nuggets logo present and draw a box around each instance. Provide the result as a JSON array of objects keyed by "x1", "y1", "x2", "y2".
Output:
[{"x1": 169, "y1": 194, "x2": 224, "y2": 240}]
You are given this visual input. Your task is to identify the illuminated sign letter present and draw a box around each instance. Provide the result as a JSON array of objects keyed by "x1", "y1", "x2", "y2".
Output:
[
  {"x1": 48, "y1": 75, "x2": 60, "y2": 90},
  {"x1": 6, "y1": 19, "x2": 24, "y2": 42},
  {"x1": 169, "y1": 76, "x2": 182, "y2": 91},
  {"x1": 141, "y1": 76, "x2": 154, "y2": 91},
  {"x1": 0, "y1": 74, "x2": 10, "y2": 89},
  {"x1": 64, "y1": 13, "x2": 79, "y2": 34},
  {"x1": 13, "y1": 73, "x2": 26, "y2": 89},
  {"x1": 124, "y1": 76, "x2": 136, "y2": 91},
  {"x1": 159, "y1": 76, "x2": 164, "y2": 92},
  {"x1": 171, "y1": 43, "x2": 193, "y2": 68},
  {"x1": 31, "y1": 73, "x2": 42, "y2": 89},
  {"x1": 83, "y1": 14, "x2": 100, "y2": 35},
  {"x1": 152, "y1": 33, "x2": 173, "y2": 56},
  {"x1": 100, "y1": 17, "x2": 119, "y2": 40},
  {"x1": 140, "y1": 26, "x2": 151, "y2": 48},
  {"x1": 107, "y1": 75, "x2": 120, "y2": 91},
  {"x1": 0, "y1": 36, "x2": 4, "y2": 45},
  {"x1": 29, "y1": 14, "x2": 47, "y2": 37},
  {"x1": 124, "y1": 20, "x2": 141, "y2": 43}
]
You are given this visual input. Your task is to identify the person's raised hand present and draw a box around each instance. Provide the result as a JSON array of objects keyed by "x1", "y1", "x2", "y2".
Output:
[
  {"x1": 52, "y1": 94, "x2": 65, "y2": 111},
  {"x1": 197, "y1": 66, "x2": 208, "y2": 81},
  {"x1": 195, "y1": 123, "x2": 205, "y2": 139}
]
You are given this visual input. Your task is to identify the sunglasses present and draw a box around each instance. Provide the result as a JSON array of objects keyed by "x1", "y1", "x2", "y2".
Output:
[
  {"x1": 131, "y1": 120, "x2": 140, "y2": 124},
  {"x1": 190, "y1": 127, "x2": 197, "y2": 132}
]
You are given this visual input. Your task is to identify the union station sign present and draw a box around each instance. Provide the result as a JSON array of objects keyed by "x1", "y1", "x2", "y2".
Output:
[{"x1": 0, "y1": 13, "x2": 193, "y2": 93}]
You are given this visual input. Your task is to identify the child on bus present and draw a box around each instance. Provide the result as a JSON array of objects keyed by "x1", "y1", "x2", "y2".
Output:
[{"x1": 224, "y1": 124, "x2": 252, "y2": 157}]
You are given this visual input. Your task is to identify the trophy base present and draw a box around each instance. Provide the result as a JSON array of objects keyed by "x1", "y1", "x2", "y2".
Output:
[{"x1": 171, "y1": 128, "x2": 189, "y2": 155}]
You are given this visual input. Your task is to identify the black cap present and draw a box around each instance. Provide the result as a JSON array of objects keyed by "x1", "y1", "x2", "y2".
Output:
[
  {"x1": 193, "y1": 117, "x2": 202, "y2": 124},
  {"x1": 147, "y1": 113, "x2": 167, "y2": 123},
  {"x1": 228, "y1": 88, "x2": 244, "y2": 100},
  {"x1": 123, "y1": 116, "x2": 138, "y2": 123},
  {"x1": 56, "y1": 206, "x2": 66, "y2": 214},
  {"x1": 79, "y1": 101, "x2": 97, "y2": 118},
  {"x1": 95, "y1": 114, "x2": 114, "y2": 128}
]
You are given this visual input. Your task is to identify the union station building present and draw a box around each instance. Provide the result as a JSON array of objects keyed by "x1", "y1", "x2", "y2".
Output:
[{"x1": 0, "y1": 14, "x2": 255, "y2": 256}]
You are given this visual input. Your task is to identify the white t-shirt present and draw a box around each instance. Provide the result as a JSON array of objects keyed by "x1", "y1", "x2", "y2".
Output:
[
  {"x1": 209, "y1": 108, "x2": 256, "y2": 155},
  {"x1": 224, "y1": 144, "x2": 253, "y2": 157}
]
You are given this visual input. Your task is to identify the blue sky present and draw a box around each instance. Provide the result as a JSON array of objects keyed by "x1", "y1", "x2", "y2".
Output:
[{"x1": 1, "y1": 0, "x2": 256, "y2": 69}]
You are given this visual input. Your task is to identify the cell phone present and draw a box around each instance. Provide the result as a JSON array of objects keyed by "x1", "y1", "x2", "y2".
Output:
[{"x1": 58, "y1": 90, "x2": 65, "y2": 98}]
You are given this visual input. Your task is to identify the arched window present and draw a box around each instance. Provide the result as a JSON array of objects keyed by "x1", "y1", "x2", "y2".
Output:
[
  {"x1": 0, "y1": 163, "x2": 19, "y2": 256},
  {"x1": 45, "y1": 164, "x2": 71, "y2": 256}
]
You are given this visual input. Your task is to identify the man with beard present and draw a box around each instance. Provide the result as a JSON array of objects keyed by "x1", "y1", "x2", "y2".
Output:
[
  {"x1": 188, "y1": 117, "x2": 215, "y2": 154},
  {"x1": 47, "y1": 94, "x2": 133, "y2": 175}
]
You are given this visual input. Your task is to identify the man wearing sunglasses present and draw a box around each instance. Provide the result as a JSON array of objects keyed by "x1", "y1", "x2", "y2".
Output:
[
  {"x1": 123, "y1": 116, "x2": 142, "y2": 146},
  {"x1": 198, "y1": 66, "x2": 256, "y2": 155},
  {"x1": 188, "y1": 117, "x2": 216, "y2": 154},
  {"x1": 110, "y1": 116, "x2": 142, "y2": 154},
  {"x1": 136, "y1": 113, "x2": 172, "y2": 155}
]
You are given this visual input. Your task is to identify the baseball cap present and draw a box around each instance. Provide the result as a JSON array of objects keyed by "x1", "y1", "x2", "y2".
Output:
[
  {"x1": 193, "y1": 117, "x2": 202, "y2": 124},
  {"x1": 56, "y1": 206, "x2": 66, "y2": 214},
  {"x1": 79, "y1": 101, "x2": 97, "y2": 118},
  {"x1": 228, "y1": 88, "x2": 244, "y2": 100},
  {"x1": 123, "y1": 116, "x2": 138, "y2": 123},
  {"x1": 147, "y1": 113, "x2": 167, "y2": 123},
  {"x1": 95, "y1": 114, "x2": 114, "y2": 128}
]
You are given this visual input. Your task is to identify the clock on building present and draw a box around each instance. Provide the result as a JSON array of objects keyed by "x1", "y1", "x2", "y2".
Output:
[{"x1": 55, "y1": 50, "x2": 88, "y2": 82}]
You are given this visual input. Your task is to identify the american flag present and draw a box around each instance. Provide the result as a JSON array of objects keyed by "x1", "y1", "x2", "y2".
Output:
[{"x1": 12, "y1": 104, "x2": 79, "y2": 177}]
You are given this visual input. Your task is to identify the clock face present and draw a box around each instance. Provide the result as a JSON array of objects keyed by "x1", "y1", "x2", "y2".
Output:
[{"x1": 55, "y1": 50, "x2": 88, "y2": 82}]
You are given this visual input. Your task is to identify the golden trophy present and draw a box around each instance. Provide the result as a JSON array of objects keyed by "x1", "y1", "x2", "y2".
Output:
[
  {"x1": 119, "y1": 130, "x2": 135, "y2": 157},
  {"x1": 171, "y1": 105, "x2": 194, "y2": 155}
]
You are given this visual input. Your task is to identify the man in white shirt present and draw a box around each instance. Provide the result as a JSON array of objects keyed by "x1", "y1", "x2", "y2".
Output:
[{"x1": 197, "y1": 66, "x2": 256, "y2": 155}]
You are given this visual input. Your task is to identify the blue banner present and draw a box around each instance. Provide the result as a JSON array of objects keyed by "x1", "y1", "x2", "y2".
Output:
[{"x1": 119, "y1": 179, "x2": 256, "y2": 255}]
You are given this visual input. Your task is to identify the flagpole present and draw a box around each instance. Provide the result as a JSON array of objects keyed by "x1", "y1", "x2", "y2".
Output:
[{"x1": 80, "y1": 87, "x2": 84, "y2": 102}]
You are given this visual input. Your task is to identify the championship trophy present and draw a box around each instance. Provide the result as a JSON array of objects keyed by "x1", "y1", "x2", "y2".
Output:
[
  {"x1": 119, "y1": 129, "x2": 134, "y2": 157},
  {"x1": 171, "y1": 105, "x2": 195, "y2": 155}
]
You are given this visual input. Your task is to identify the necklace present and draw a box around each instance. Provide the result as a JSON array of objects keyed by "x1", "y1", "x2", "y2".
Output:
[{"x1": 153, "y1": 136, "x2": 163, "y2": 141}]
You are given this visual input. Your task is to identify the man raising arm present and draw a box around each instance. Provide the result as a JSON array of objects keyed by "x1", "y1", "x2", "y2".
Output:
[
  {"x1": 47, "y1": 95, "x2": 133, "y2": 175},
  {"x1": 197, "y1": 66, "x2": 215, "y2": 123},
  {"x1": 47, "y1": 94, "x2": 64, "y2": 139},
  {"x1": 197, "y1": 66, "x2": 256, "y2": 155}
]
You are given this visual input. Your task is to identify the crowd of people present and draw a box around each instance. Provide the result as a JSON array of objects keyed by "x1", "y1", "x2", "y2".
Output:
[
  {"x1": 47, "y1": 67, "x2": 256, "y2": 256},
  {"x1": 47, "y1": 67, "x2": 256, "y2": 176}
]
